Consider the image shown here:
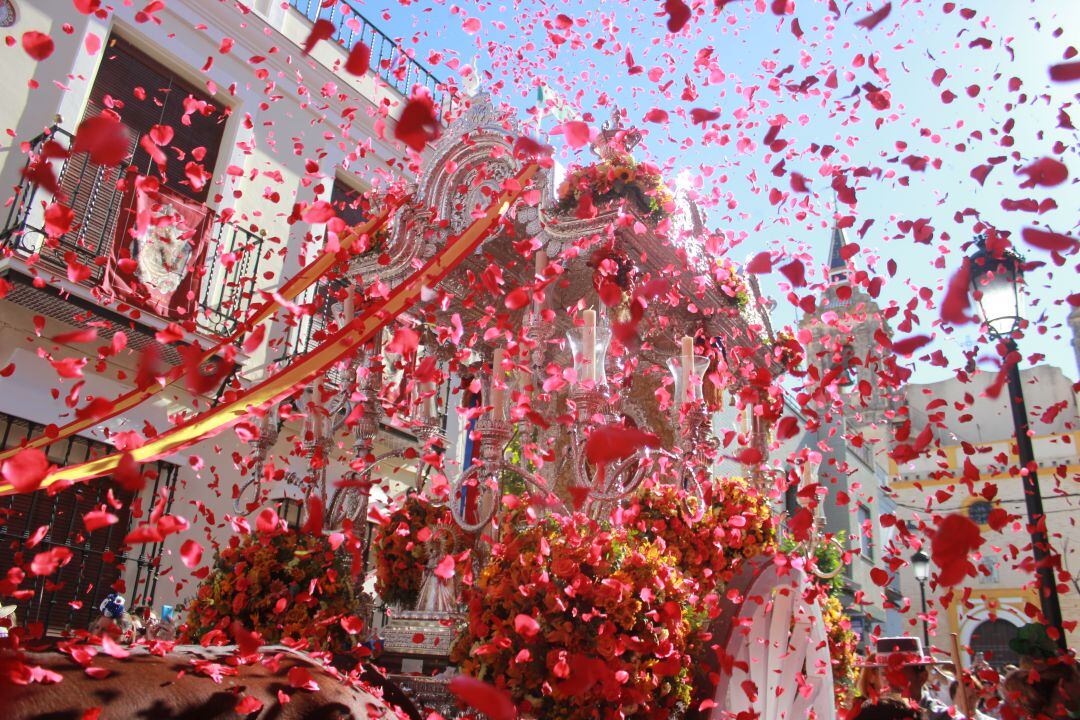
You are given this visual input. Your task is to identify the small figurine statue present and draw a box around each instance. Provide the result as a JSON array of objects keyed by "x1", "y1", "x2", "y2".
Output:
[
  {"x1": 415, "y1": 529, "x2": 458, "y2": 614},
  {"x1": 100, "y1": 593, "x2": 126, "y2": 620},
  {"x1": 144, "y1": 605, "x2": 178, "y2": 642},
  {"x1": 89, "y1": 593, "x2": 135, "y2": 640},
  {"x1": 0, "y1": 603, "x2": 16, "y2": 638}
]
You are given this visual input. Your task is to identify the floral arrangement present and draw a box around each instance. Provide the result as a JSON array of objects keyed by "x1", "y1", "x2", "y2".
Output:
[
  {"x1": 373, "y1": 493, "x2": 465, "y2": 609},
  {"x1": 556, "y1": 153, "x2": 674, "y2": 224},
  {"x1": 621, "y1": 478, "x2": 776, "y2": 593},
  {"x1": 181, "y1": 530, "x2": 357, "y2": 651},
  {"x1": 781, "y1": 531, "x2": 859, "y2": 709},
  {"x1": 451, "y1": 513, "x2": 700, "y2": 720},
  {"x1": 712, "y1": 257, "x2": 751, "y2": 308},
  {"x1": 770, "y1": 330, "x2": 805, "y2": 375},
  {"x1": 821, "y1": 594, "x2": 859, "y2": 709}
]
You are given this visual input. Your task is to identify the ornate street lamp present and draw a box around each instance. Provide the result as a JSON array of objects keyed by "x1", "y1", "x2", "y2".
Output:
[
  {"x1": 967, "y1": 234, "x2": 1066, "y2": 650},
  {"x1": 911, "y1": 549, "x2": 931, "y2": 648}
]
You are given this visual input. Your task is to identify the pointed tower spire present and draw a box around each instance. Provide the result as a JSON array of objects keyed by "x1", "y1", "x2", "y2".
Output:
[
  {"x1": 828, "y1": 187, "x2": 850, "y2": 283},
  {"x1": 828, "y1": 223, "x2": 849, "y2": 283}
]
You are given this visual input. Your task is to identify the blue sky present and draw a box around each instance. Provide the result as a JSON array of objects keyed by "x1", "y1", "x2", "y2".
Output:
[{"x1": 366, "y1": 0, "x2": 1078, "y2": 383}]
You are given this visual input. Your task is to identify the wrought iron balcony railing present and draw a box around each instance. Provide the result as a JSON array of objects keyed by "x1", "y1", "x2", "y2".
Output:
[
  {"x1": 288, "y1": 0, "x2": 453, "y2": 119},
  {"x1": 0, "y1": 127, "x2": 265, "y2": 341},
  {"x1": 283, "y1": 274, "x2": 351, "y2": 361}
]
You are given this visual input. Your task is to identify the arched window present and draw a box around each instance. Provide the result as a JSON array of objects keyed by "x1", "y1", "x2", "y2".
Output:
[{"x1": 969, "y1": 619, "x2": 1020, "y2": 669}]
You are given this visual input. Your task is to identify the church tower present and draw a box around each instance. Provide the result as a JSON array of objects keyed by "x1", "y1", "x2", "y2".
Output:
[
  {"x1": 800, "y1": 220, "x2": 895, "y2": 432},
  {"x1": 1069, "y1": 304, "x2": 1080, "y2": 381}
]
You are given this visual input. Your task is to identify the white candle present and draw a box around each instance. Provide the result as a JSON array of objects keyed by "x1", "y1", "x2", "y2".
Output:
[
  {"x1": 582, "y1": 308, "x2": 596, "y2": 383},
  {"x1": 491, "y1": 347, "x2": 506, "y2": 421},
  {"x1": 680, "y1": 335, "x2": 694, "y2": 402},
  {"x1": 532, "y1": 249, "x2": 548, "y2": 320},
  {"x1": 420, "y1": 381, "x2": 436, "y2": 419}
]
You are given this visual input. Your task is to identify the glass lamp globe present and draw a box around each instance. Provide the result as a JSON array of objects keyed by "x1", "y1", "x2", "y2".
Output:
[
  {"x1": 967, "y1": 234, "x2": 1024, "y2": 338},
  {"x1": 911, "y1": 549, "x2": 931, "y2": 583}
]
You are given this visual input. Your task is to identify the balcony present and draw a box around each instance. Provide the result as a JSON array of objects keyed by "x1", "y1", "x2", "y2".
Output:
[
  {"x1": 0, "y1": 127, "x2": 265, "y2": 363},
  {"x1": 287, "y1": 0, "x2": 453, "y2": 119}
]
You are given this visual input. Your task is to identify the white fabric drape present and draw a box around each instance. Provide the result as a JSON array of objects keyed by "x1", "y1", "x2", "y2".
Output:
[{"x1": 710, "y1": 562, "x2": 837, "y2": 720}]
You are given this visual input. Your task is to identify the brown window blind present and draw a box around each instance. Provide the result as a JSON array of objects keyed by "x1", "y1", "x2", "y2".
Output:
[
  {"x1": 82, "y1": 34, "x2": 227, "y2": 203},
  {"x1": 330, "y1": 177, "x2": 369, "y2": 229}
]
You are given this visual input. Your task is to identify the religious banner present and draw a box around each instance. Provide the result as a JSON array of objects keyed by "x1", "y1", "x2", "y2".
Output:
[{"x1": 103, "y1": 185, "x2": 214, "y2": 324}]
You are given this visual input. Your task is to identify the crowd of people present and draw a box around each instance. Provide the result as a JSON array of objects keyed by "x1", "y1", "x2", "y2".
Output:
[{"x1": 848, "y1": 629, "x2": 1079, "y2": 720}]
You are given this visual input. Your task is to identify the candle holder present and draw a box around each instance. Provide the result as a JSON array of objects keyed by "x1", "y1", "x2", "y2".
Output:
[
  {"x1": 448, "y1": 416, "x2": 564, "y2": 532},
  {"x1": 566, "y1": 324, "x2": 612, "y2": 388},
  {"x1": 666, "y1": 354, "x2": 711, "y2": 409},
  {"x1": 568, "y1": 385, "x2": 612, "y2": 425}
]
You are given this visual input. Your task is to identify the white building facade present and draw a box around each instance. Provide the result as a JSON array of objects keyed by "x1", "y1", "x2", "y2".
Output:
[{"x1": 0, "y1": 0, "x2": 443, "y2": 632}]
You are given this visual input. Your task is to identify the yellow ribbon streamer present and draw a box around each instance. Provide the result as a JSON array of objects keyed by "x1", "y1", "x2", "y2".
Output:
[{"x1": 0, "y1": 164, "x2": 538, "y2": 495}]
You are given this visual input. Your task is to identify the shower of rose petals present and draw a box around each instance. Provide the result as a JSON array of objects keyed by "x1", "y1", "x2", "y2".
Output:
[
  {"x1": 1021, "y1": 227, "x2": 1078, "y2": 254},
  {"x1": 514, "y1": 613, "x2": 541, "y2": 639},
  {"x1": 2, "y1": 447, "x2": 51, "y2": 493},
  {"x1": 940, "y1": 264, "x2": 972, "y2": 326},
  {"x1": 1049, "y1": 62, "x2": 1080, "y2": 82},
  {"x1": 287, "y1": 666, "x2": 319, "y2": 692},
  {"x1": 448, "y1": 675, "x2": 517, "y2": 720},
  {"x1": 585, "y1": 424, "x2": 660, "y2": 465},
  {"x1": 82, "y1": 510, "x2": 119, "y2": 532},
  {"x1": 644, "y1": 108, "x2": 669, "y2": 123},
  {"x1": 663, "y1": 0, "x2": 691, "y2": 33},
  {"x1": 1017, "y1": 157, "x2": 1069, "y2": 189},
  {"x1": 891, "y1": 335, "x2": 931, "y2": 357},
  {"x1": 931, "y1": 513, "x2": 984, "y2": 587},
  {"x1": 779, "y1": 259, "x2": 806, "y2": 287},
  {"x1": 504, "y1": 287, "x2": 530, "y2": 310},
  {"x1": 344, "y1": 42, "x2": 370, "y2": 76},
  {"x1": 557, "y1": 121, "x2": 592, "y2": 149},
  {"x1": 30, "y1": 546, "x2": 73, "y2": 576},
  {"x1": 72, "y1": 114, "x2": 131, "y2": 167},
  {"x1": 234, "y1": 695, "x2": 263, "y2": 715},
  {"x1": 21, "y1": 31, "x2": 55, "y2": 61},
  {"x1": 44, "y1": 202, "x2": 74, "y2": 237},
  {"x1": 100, "y1": 635, "x2": 130, "y2": 659},
  {"x1": 855, "y1": 3, "x2": 892, "y2": 31},
  {"x1": 746, "y1": 252, "x2": 772, "y2": 274},
  {"x1": 180, "y1": 539, "x2": 203, "y2": 569},
  {"x1": 301, "y1": 19, "x2": 335, "y2": 55},
  {"x1": 434, "y1": 554, "x2": 456, "y2": 580},
  {"x1": 690, "y1": 108, "x2": 720, "y2": 125},
  {"x1": 393, "y1": 95, "x2": 441, "y2": 152}
]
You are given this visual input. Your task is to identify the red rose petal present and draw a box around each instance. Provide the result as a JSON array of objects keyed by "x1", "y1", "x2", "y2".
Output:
[
  {"x1": 448, "y1": 676, "x2": 517, "y2": 720},
  {"x1": 21, "y1": 31, "x2": 55, "y2": 61}
]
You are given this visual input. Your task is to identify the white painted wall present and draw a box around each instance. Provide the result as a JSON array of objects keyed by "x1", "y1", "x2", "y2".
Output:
[{"x1": 0, "y1": 0, "x2": 431, "y2": 618}]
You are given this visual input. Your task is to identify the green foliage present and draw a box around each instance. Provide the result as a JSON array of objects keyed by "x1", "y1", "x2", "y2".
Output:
[{"x1": 780, "y1": 530, "x2": 847, "y2": 599}]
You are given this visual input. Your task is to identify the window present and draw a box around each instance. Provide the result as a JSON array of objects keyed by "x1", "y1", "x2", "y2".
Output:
[
  {"x1": 330, "y1": 177, "x2": 369, "y2": 229},
  {"x1": 83, "y1": 35, "x2": 227, "y2": 203},
  {"x1": 858, "y1": 504, "x2": 874, "y2": 560},
  {"x1": 51, "y1": 34, "x2": 230, "y2": 325},
  {"x1": 970, "y1": 619, "x2": 1020, "y2": 669},
  {"x1": 968, "y1": 500, "x2": 993, "y2": 527},
  {"x1": 977, "y1": 555, "x2": 1000, "y2": 584},
  {"x1": 0, "y1": 412, "x2": 178, "y2": 635}
]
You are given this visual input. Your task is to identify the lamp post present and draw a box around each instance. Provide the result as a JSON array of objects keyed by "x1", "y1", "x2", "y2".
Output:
[
  {"x1": 911, "y1": 549, "x2": 931, "y2": 648},
  {"x1": 967, "y1": 234, "x2": 1066, "y2": 650}
]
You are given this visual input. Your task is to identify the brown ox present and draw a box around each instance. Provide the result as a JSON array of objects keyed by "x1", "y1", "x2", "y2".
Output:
[{"x1": 0, "y1": 645, "x2": 421, "y2": 720}]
